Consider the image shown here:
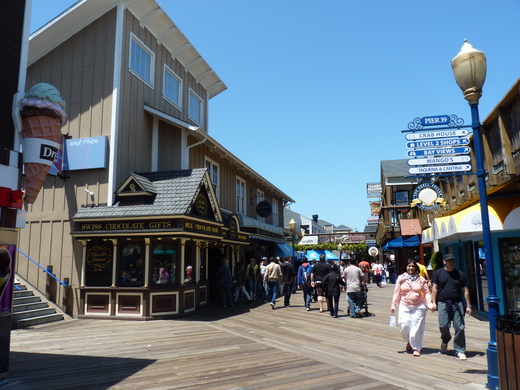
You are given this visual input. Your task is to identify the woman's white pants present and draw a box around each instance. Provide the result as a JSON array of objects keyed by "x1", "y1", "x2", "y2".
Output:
[{"x1": 398, "y1": 303, "x2": 427, "y2": 351}]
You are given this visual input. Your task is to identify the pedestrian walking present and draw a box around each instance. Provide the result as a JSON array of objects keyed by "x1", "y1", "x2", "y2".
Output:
[
  {"x1": 390, "y1": 258, "x2": 433, "y2": 357},
  {"x1": 414, "y1": 255, "x2": 430, "y2": 286},
  {"x1": 431, "y1": 253, "x2": 472, "y2": 360},
  {"x1": 234, "y1": 261, "x2": 251, "y2": 304},
  {"x1": 310, "y1": 254, "x2": 330, "y2": 313},
  {"x1": 263, "y1": 256, "x2": 283, "y2": 310},
  {"x1": 297, "y1": 257, "x2": 313, "y2": 311},
  {"x1": 372, "y1": 260, "x2": 384, "y2": 287},
  {"x1": 323, "y1": 263, "x2": 346, "y2": 318},
  {"x1": 245, "y1": 258, "x2": 259, "y2": 301},
  {"x1": 281, "y1": 256, "x2": 296, "y2": 307},
  {"x1": 342, "y1": 258, "x2": 366, "y2": 318},
  {"x1": 218, "y1": 258, "x2": 233, "y2": 308},
  {"x1": 359, "y1": 258, "x2": 371, "y2": 284},
  {"x1": 258, "y1": 257, "x2": 268, "y2": 302}
]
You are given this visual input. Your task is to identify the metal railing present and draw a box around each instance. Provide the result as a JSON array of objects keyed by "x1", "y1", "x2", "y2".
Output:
[{"x1": 17, "y1": 249, "x2": 70, "y2": 287}]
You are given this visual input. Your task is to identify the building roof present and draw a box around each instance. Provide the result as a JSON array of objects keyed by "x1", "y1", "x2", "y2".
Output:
[
  {"x1": 380, "y1": 159, "x2": 410, "y2": 177},
  {"x1": 333, "y1": 224, "x2": 352, "y2": 232},
  {"x1": 399, "y1": 219, "x2": 422, "y2": 236},
  {"x1": 28, "y1": 0, "x2": 226, "y2": 98},
  {"x1": 364, "y1": 225, "x2": 378, "y2": 233},
  {"x1": 72, "y1": 168, "x2": 217, "y2": 219},
  {"x1": 317, "y1": 219, "x2": 333, "y2": 227}
]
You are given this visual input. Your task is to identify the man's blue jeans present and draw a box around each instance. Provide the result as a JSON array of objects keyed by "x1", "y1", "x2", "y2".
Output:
[
  {"x1": 347, "y1": 291, "x2": 362, "y2": 317},
  {"x1": 301, "y1": 284, "x2": 312, "y2": 308},
  {"x1": 437, "y1": 301, "x2": 466, "y2": 353},
  {"x1": 268, "y1": 280, "x2": 279, "y2": 304},
  {"x1": 283, "y1": 283, "x2": 293, "y2": 306}
]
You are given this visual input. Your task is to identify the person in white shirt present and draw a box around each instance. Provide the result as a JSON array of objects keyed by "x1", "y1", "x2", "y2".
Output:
[{"x1": 372, "y1": 260, "x2": 384, "y2": 287}]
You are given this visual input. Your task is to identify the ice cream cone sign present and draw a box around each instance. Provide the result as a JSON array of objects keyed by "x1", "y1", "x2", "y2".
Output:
[{"x1": 20, "y1": 83, "x2": 66, "y2": 204}]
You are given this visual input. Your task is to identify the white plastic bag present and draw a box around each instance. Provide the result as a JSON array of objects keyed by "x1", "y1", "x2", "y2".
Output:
[{"x1": 389, "y1": 314, "x2": 396, "y2": 327}]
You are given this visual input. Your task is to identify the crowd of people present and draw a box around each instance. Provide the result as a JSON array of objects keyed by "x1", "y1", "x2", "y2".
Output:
[{"x1": 218, "y1": 252, "x2": 472, "y2": 360}]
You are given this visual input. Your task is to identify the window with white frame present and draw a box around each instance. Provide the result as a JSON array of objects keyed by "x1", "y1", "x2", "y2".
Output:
[
  {"x1": 163, "y1": 65, "x2": 182, "y2": 109},
  {"x1": 272, "y1": 198, "x2": 279, "y2": 226},
  {"x1": 205, "y1": 157, "x2": 219, "y2": 199},
  {"x1": 189, "y1": 89, "x2": 203, "y2": 126},
  {"x1": 256, "y1": 190, "x2": 265, "y2": 222},
  {"x1": 236, "y1": 177, "x2": 246, "y2": 215},
  {"x1": 129, "y1": 34, "x2": 154, "y2": 87}
]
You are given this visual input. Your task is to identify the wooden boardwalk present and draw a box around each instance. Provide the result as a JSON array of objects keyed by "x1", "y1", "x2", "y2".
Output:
[{"x1": 5, "y1": 283, "x2": 490, "y2": 389}]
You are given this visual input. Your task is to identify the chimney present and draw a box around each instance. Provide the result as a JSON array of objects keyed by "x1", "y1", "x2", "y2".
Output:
[{"x1": 312, "y1": 214, "x2": 318, "y2": 222}]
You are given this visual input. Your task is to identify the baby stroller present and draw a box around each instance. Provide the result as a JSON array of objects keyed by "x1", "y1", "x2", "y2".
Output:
[{"x1": 346, "y1": 284, "x2": 369, "y2": 317}]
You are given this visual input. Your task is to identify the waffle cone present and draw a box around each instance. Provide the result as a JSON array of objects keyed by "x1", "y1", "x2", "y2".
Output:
[{"x1": 21, "y1": 116, "x2": 63, "y2": 204}]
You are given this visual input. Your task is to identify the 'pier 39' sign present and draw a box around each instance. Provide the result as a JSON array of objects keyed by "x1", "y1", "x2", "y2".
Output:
[{"x1": 405, "y1": 115, "x2": 472, "y2": 176}]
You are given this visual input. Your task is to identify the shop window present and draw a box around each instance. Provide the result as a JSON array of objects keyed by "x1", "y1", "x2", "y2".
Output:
[
  {"x1": 85, "y1": 240, "x2": 113, "y2": 287},
  {"x1": 152, "y1": 242, "x2": 177, "y2": 285},
  {"x1": 500, "y1": 237, "x2": 520, "y2": 312},
  {"x1": 119, "y1": 241, "x2": 144, "y2": 287},
  {"x1": 184, "y1": 244, "x2": 195, "y2": 284},
  {"x1": 199, "y1": 246, "x2": 206, "y2": 282}
]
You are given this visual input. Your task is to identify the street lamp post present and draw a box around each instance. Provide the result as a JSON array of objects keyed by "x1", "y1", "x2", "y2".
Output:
[
  {"x1": 288, "y1": 219, "x2": 297, "y2": 260},
  {"x1": 452, "y1": 39, "x2": 499, "y2": 390}
]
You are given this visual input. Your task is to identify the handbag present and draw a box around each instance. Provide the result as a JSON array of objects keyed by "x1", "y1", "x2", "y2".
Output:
[{"x1": 389, "y1": 314, "x2": 396, "y2": 327}]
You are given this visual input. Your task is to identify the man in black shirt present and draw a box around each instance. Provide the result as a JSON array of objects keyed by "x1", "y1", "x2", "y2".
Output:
[
  {"x1": 431, "y1": 253, "x2": 472, "y2": 360},
  {"x1": 310, "y1": 254, "x2": 330, "y2": 313}
]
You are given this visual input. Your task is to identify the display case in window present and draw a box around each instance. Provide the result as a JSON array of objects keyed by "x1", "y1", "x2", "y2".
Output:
[
  {"x1": 119, "y1": 241, "x2": 144, "y2": 287},
  {"x1": 499, "y1": 237, "x2": 520, "y2": 312},
  {"x1": 152, "y1": 242, "x2": 177, "y2": 285}
]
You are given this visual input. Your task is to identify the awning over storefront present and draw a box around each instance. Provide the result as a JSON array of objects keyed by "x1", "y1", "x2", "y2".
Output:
[
  {"x1": 422, "y1": 227, "x2": 433, "y2": 243},
  {"x1": 237, "y1": 215, "x2": 283, "y2": 235},
  {"x1": 305, "y1": 250, "x2": 339, "y2": 260},
  {"x1": 276, "y1": 242, "x2": 294, "y2": 258},
  {"x1": 382, "y1": 235, "x2": 420, "y2": 250},
  {"x1": 425, "y1": 197, "x2": 520, "y2": 243}
]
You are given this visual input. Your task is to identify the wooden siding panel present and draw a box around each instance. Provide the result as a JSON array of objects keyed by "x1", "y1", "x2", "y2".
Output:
[
  {"x1": 19, "y1": 10, "x2": 117, "y2": 310},
  {"x1": 158, "y1": 121, "x2": 182, "y2": 170}
]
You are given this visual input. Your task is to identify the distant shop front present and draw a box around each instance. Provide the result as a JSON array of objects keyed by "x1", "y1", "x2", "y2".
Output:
[{"x1": 71, "y1": 169, "x2": 250, "y2": 320}]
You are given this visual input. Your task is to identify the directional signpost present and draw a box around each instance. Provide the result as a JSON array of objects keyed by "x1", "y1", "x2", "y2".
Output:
[
  {"x1": 407, "y1": 155, "x2": 471, "y2": 165},
  {"x1": 408, "y1": 164, "x2": 472, "y2": 175},
  {"x1": 404, "y1": 115, "x2": 473, "y2": 176},
  {"x1": 407, "y1": 146, "x2": 470, "y2": 157}
]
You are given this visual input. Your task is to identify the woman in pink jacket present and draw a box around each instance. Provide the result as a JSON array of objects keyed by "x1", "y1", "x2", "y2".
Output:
[{"x1": 391, "y1": 258, "x2": 433, "y2": 357}]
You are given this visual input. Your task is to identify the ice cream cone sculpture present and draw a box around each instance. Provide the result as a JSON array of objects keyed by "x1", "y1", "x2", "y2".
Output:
[{"x1": 20, "y1": 83, "x2": 66, "y2": 204}]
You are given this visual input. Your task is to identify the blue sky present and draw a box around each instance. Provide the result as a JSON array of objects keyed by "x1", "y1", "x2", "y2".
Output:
[{"x1": 30, "y1": 1, "x2": 520, "y2": 231}]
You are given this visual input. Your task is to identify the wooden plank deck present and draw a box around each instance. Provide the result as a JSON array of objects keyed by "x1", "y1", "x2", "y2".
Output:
[{"x1": 5, "y1": 284, "x2": 490, "y2": 389}]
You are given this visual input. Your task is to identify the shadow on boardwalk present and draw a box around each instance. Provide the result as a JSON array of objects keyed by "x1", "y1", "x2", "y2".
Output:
[{"x1": 5, "y1": 284, "x2": 489, "y2": 390}]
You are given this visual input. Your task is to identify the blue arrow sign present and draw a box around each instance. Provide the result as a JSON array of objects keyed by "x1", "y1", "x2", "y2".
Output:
[
  {"x1": 405, "y1": 129, "x2": 469, "y2": 140},
  {"x1": 421, "y1": 115, "x2": 450, "y2": 126},
  {"x1": 408, "y1": 164, "x2": 472, "y2": 175},
  {"x1": 406, "y1": 137, "x2": 470, "y2": 149},
  {"x1": 407, "y1": 146, "x2": 471, "y2": 157},
  {"x1": 408, "y1": 155, "x2": 471, "y2": 166}
]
